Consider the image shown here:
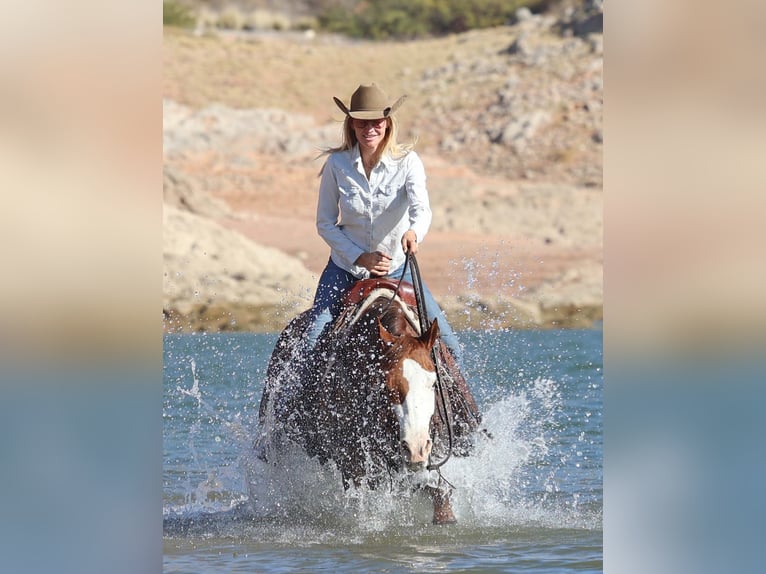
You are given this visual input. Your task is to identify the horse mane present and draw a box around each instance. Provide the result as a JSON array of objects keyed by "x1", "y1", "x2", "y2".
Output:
[{"x1": 379, "y1": 303, "x2": 419, "y2": 339}]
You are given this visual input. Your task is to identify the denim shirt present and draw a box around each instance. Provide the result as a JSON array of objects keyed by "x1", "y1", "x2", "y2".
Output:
[{"x1": 316, "y1": 145, "x2": 432, "y2": 279}]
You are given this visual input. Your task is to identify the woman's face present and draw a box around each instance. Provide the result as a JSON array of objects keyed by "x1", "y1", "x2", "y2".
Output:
[{"x1": 352, "y1": 117, "x2": 388, "y2": 153}]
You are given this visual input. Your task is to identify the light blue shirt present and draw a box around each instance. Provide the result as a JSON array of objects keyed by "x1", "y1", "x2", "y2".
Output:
[{"x1": 316, "y1": 145, "x2": 432, "y2": 279}]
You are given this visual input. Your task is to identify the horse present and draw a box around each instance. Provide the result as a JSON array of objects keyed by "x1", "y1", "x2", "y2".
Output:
[{"x1": 255, "y1": 277, "x2": 483, "y2": 524}]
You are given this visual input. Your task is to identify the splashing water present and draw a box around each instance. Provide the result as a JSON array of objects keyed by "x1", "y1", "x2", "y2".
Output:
[
  {"x1": 163, "y1": 328, "x2": 602, "y2": 545},
  {"x1": 176, "y1": 358, "x2": 202, "y2": 405}
]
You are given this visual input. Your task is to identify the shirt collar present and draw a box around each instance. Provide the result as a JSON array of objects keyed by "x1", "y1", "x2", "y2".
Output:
[
  {"x1": 378, "y1": 153, "x2": 397, "y2": 167},
  {"x1": 351, "y1": 144, "x2": 395, "y2": 169}
]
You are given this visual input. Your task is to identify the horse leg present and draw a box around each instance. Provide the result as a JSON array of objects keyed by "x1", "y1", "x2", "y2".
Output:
[{"x1": 425, "y1": 485, "x2": 457, "y2": 525}]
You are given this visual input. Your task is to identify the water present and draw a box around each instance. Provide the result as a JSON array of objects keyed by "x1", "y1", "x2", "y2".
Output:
[{"x1": 163, "y1": 327, "x2": 603, "y2": 572}]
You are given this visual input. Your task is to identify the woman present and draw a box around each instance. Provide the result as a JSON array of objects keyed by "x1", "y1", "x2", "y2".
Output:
[{"x1": 307, "y1": 83, "x2": 463, "y2": 364}]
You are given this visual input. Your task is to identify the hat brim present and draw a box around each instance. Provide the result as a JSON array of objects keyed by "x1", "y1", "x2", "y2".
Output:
[
  {"x1": 333, "y1": 95, "x2": 407, "y2": 119},
  {"x1": 348, "y1": 109, "x2": 391, "y2": 120}
]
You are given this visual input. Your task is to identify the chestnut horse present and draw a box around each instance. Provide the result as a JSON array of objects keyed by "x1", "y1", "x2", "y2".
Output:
[{"x1": 256, "y1": 279, "x2": 482, "y2": 524}]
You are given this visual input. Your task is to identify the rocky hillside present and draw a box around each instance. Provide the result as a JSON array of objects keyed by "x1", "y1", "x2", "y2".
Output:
[{"x1": 163, "y1": 4, "x2": 602, "y2": 332}]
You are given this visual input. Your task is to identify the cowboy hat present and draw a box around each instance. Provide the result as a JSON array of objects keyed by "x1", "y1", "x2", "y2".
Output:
[{"x1": 333, "y1": 83, "x2": 407, "y2": 120}]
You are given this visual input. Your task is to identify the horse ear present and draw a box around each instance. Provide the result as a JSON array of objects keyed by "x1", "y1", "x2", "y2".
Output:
[
  {"x1": 423, "y1": 318, "x2": 440, "y2": 349},
  {"x1": 378, "y1": 318, "x2": 397, "y2": 346}
]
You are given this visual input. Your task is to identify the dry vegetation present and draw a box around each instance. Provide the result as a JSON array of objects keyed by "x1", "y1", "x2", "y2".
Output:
[{"x1": 163, "y1": 27, "x2": 498, "y2": 124}]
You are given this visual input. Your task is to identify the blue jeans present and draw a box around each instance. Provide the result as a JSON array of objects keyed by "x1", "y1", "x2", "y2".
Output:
[{"x1": 306, "y1": 258, "x2": 463, "y2": 365}]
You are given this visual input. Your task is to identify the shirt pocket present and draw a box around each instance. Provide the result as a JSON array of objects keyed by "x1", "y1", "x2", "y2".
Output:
[
  {"x1": 377, "y1": 182, "x2": 404, "y2": 211},
  {"x1": 379, "y1": 182, "x2": 400, "y2": 197},
  {"x1": 338, "y1": 178, "x2": 366, "y2": 215}
]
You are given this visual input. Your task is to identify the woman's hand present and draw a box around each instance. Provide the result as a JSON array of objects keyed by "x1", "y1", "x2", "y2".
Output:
[
  {"x1": 401, "y1": 230, "x2": 418, "y2": 255},
  {"x1": 355, "y1": 251, "x2": 392, "y2": 277}
]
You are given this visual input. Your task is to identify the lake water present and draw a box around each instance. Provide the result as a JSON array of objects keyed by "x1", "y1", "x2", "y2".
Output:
[{"x1": 163, "y1": 327, "x2": 603, "y2": 572}]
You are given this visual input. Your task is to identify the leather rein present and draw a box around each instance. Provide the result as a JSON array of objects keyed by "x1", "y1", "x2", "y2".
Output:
[{"x1": 387, "y1": 253, "x2": 455, "y2": 472}]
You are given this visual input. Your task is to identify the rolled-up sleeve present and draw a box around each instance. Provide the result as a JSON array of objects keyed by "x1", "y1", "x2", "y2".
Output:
[
  {"x1": 316, "y1": 158, "x2": 369, "y2": 278},
  {"x1": 405, "y1": 153, "x2": 432, "y2": 243}
]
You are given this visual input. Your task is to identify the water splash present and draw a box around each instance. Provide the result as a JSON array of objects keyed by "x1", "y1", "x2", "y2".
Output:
[
  {"x1": 176, "y1": 358, "x2": 202, "y2": 406},
  {"x1": 164, "y1": 349, "x2": 259, "y2": 522},
  {"x1": 163, "y1": 328, "x2": 602, "y2": 541},
  {"x1": 165, "y1": 384, "x2": 599, "y2": 541}
]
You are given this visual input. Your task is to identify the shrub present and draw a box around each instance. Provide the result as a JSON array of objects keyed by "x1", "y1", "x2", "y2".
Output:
[
  {"x1": 163, "y1": 1, "x2": 196, "y2": 29},
  {"x1": 217, "y1": 7, "x2": 245, "y2": 30},
  {"x1": 316, "y1": 0, "x2": 552, "y2": 39},
  {"x1": 318, "y1": 5, "x2": 364, "y2": 37}
]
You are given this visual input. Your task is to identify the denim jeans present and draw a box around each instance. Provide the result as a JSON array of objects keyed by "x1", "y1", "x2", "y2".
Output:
[{"x1": 306, "y1": 258, "x2": 463, "y2": 365}]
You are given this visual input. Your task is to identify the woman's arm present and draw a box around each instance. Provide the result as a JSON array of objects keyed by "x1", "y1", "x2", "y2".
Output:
[
  {"x1": 315, "y1": 157, "x2": 370, "y2": 278},
  {"x1": 404, "y1": 152, "x2": 432, "y2": 249}
]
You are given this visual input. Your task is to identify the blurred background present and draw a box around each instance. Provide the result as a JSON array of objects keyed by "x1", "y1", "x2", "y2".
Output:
[
  {"x1": 161, "y1": 0, "x2": 605, "y2": 335},
  {"x1": 1, "y1": 0, "x2": 765, "y2": 572}
]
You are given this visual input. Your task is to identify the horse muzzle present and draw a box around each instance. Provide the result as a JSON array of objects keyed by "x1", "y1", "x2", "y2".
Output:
[
  {"x1": 406, "y1": 460, "x2": 428, "y2": 472},
  {"x1": 401, "y1": 438, "x2": 432, "y2": 472}
]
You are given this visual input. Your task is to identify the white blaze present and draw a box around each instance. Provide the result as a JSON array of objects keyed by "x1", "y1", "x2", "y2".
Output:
[{"x1": 394, "y1": 358, "x2": 436, "y2": 464}]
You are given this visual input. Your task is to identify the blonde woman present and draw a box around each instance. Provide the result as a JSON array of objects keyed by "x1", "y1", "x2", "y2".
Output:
[{"x1": 307, "y1": 83, "x2": 462, "y2": 363}]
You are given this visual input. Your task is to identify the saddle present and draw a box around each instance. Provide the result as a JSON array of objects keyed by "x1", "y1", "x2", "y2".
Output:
[{"x1": 342, "y1": 278, "x2": 417, "y2": 308}]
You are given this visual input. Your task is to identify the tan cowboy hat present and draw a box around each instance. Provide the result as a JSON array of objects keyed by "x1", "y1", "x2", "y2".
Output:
[{"x1": 333, "y1": 83, "x2": 407, "y2": 120}]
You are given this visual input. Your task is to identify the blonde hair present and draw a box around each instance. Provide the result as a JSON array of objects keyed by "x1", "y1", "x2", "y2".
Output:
[{"x1": 319, "y1": 115, "x2": 415, "y2": 174}]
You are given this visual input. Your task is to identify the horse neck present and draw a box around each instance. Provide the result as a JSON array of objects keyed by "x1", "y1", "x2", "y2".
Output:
[
  {"x1": 379, "y1": 311, "x2": 433, "y2": 374},
  {"x1": 339, "y1": 296, "x2": 427, "y2": 376}
]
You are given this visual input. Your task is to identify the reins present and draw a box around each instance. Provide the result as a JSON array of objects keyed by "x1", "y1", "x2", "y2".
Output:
[
  {"x1": 321, "y1": 253, "x2": 457, "y2": 476},
  {"x1": 389, "y1": 253, "x2": 455, "y2": 472}
]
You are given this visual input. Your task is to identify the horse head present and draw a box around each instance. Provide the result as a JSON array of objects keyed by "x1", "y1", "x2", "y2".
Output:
[{"x1": 378, "y1": 318, "x2": 440, "y2": 471}]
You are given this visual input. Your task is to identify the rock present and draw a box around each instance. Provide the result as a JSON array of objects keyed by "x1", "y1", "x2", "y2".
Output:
[
  {"x1": 163, "y1": 206, "x2": 316, "y2": 332},
  {"x1": 559, "y1": 0, "x2": 604, "y2": 38},
  {"x1": 522, "y1": 262, "x2": 603, "y2": 324},
  {"x1": 515, "y1": 7, "x2": 533, "y2": 22},
  {"x1": 440, "y1": 253, "x2": 603, "y2": 330},
  {"x1": 412, "y1": 14, "x2": 602, "y2": 187},
  {"x1": 592, "y1": 130, "x2": 603, "y2": 144},
  {"x1": 163, "y1": 166, "x2": 232, "y2": 219},
  {"x1": 163, "y1": 99, "x2": 338, "y2": 159},
  {"x1": 440, "y1": 293, "x2": 602, "y2": 330},
  {"x1": 497, "y1": 110, "x2": 550, "y2": 152},
  {"x1": 504, "y1": 33, "x2": 531, "y2": 57},
  {"x1": 587, "y1": 33, "x2": 603, "y2": 55}
]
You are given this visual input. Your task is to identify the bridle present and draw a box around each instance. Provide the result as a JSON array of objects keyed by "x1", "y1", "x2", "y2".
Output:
[
  {"x1": 316, "y1": 253, "x2": 459, "y2": 485},
  {"x1": 388, "y1": 253, "x2": 455, "y2": 473}
]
